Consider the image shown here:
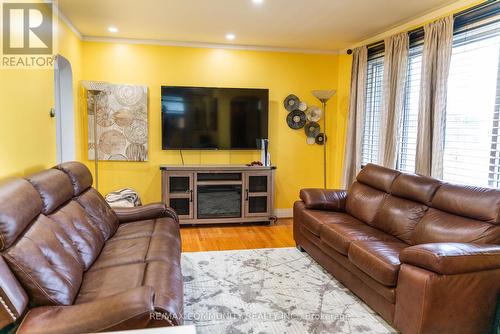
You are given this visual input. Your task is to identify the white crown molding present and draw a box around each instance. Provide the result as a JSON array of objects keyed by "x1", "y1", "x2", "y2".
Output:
[
  {"x1": 344, "y1": 0, "x2": 483, "y2": 51},
  {"x1": 82, "y1": 36, "x2": 339, "y2": 55},
  {"x1": 51, "y1": 1, "x2": 83, "y2": 39}
]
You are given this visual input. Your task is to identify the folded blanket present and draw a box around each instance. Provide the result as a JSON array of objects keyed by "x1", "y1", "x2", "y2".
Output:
[{"x1": 105, "y1": 188, "x2": 142, "y2": 208}]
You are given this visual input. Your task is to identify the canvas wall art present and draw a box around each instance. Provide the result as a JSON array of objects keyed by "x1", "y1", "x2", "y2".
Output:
[{"x1": 87, "y1": 83, "x2": 148, "y2": 161}]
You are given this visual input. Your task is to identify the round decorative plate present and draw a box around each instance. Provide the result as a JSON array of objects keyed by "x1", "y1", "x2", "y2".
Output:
[
  {"x1": 284, "y1": 94, "x2": 300, "y2": 112},
  {"x1": 306, "y1": 137, "x2": 316, "y2": 145},
  {"x1": 286, "y1": 110, "x2": 307, "y2": 129},
  {"x1": 304, "y1": 122, "x2": 320, "y2": 138},
  {"x1": 306, "y1": 106, "x2": 322, "y2": 122},
  {"x1": 298, "y1": 101, "x2": 308, "y2": 112},
  {"x1": 316, "y1": 133, "x2": 326, "y2": 145}
]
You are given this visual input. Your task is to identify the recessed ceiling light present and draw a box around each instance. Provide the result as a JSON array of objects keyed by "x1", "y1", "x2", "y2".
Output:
[
  {"x1": 225, "y1": 33, "x2": 235, "y2": 41},
  {"x1": 108, "y1": 26, "x2": 118, "y2": 33},
  {"x1": 253, "y1": 0, "x2": 264, "y2": 4}
]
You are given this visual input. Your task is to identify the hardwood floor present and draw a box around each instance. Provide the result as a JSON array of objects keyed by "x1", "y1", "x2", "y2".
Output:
[{"x1": 180, "y1": 218, "x2": 295, "y2": 252}]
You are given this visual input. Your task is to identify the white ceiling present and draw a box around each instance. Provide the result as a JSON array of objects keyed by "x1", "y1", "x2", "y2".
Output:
[{"x1": 58, "y1": 0, "x2": 458, "y2": 52}]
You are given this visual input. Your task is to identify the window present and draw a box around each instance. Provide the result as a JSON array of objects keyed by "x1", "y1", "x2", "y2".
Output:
[
  {"x1": 396, "y1": 45, "x2": 422, "y2": 173},
  {"x1": 361, "y1": 57, "x2": 383, "y2": 166},
  {"x1": 362, "y1": 46, "x2": 422, "y2": 171},
  {"x1": 443, "y1": 19, "x2": 500, "y2": 187}
]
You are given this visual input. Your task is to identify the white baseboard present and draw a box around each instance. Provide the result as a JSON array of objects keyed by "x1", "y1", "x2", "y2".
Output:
[{"x1": 273, "y1": 208, "x2": 293, "y2": 218}]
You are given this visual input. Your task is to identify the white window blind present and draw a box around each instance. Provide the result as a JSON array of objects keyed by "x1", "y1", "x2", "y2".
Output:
[
  {"x1": 361, "y1": 57, "x2": 383, "y2": 166},
  {"x1": 443, "y1": 19, "x2": 500, "y2": 187},
  {"x1": 396, "y1": 45, "x2": 422, "y2": 173}
]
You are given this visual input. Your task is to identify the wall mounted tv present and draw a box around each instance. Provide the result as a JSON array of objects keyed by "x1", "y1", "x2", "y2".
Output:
[{"x1": 161, "y1": 86, "x2": 269, "y2": 150}]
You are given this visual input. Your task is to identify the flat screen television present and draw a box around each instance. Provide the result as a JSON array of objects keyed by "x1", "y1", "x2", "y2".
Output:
[{"x1": 161, "y1": 86, "x2": 269, "y2": 150}]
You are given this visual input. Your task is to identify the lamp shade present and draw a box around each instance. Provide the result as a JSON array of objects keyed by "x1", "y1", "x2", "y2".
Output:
[{"x1": 311, "y1": 89, "x2": 337, "y2": 103}]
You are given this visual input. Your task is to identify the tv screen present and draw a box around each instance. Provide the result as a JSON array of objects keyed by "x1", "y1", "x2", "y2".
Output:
[{"x1": 161, "y1": 86, "x2": 269, "y2": 150}]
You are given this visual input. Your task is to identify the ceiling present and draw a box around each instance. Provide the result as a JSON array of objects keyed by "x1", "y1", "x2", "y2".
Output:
[{"x1": 58, "y1": 0, "x2": 458, "y2": 52}]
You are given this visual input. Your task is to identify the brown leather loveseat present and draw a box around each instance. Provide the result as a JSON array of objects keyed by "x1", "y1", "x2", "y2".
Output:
[
  {"x1": 294, "y1": 164, "x2": 500, "y2": 334},
  {"x1": 0, "y1": 162, "x2": 183, "y2": 333}
]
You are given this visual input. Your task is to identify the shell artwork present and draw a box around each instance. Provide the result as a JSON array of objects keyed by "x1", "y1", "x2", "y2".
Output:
[
  {"x1": 126, "y1": 143, "x2": 148, "y2": 161},
  {"x1": 87, "y1": 82, "x2": 148, "y2": 161}
]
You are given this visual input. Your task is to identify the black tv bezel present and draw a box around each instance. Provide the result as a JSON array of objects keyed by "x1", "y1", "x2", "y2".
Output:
[{"x1": 161, "y1": 85, "x2": 269, "y2": 151}]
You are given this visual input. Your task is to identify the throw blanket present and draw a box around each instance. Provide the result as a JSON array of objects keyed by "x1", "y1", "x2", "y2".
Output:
[{"x1": 105, "y1": 188, "x2": 142, "y2": 208}]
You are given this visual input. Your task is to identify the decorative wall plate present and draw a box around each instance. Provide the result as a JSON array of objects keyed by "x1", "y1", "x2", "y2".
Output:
[
  {"x1": 298, "y1": 101, "x2": 308, "y2": 112},
  {"x1": 316, "y1": 133, "x2": 326, "y2": 145},
  {"x1": 304, "y1": 122, "x2": 320, "y2": 138},
  {"x1": 306, "y1": 106, "x2": 322, "y2": 122},
  {"x1": 284, "y1": 94, "x2": 300, "y2": 112},
  {"x1": 306, "y1": 137, "x2": 316, "y2": 145},
  {"x1": 286, "y1": 110, "x2": 307, "y2": 129}
]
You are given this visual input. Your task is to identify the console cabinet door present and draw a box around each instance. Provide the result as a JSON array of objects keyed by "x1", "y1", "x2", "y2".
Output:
[
  {"x1": 164, "y1": 172, "x2": 194, "y2": 219},
  {"x1": 244, "y1": 172, "x2": 271, "y2": 218}
]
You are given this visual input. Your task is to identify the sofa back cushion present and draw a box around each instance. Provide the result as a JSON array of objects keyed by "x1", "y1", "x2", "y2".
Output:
[
  {"x1": 372, "y1": 196, "x2": 428, "y2": 244},
  {"x1": 27, "y1": 169, "x2": 74, "y2": 215},
  {"x1": 346, "y1": 164, "x2": 400, "y2": 225},
  {"x1": 0, "y1": 179, "x2": 42, "y2": 251},
  {"x1": 54, "y1": 162, "x2": 93, "y2": 196},
  {"x1": 346, "y1": 182, "x2": 386, "y2": 225},
  {"x1": 412, "y1": 184, "x2": 500, "y2": 244},
  {"x1": 49, "y1": 201, "x2": 105, "y2": 270},
  {"x1": 4, "y1": 215, "x2": 83, "y2": 306},
  {"x1": 76, "y1": 188, "x2": 118, "y2": 240}
]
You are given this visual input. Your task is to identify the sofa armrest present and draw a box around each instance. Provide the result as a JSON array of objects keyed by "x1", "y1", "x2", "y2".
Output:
[
  {"x1": 400, "y1": 242, "x2": 500, "y2": 275},
  {"x1": 113, "y1": 203, "x2": 179, "y2": 224},
  {"x1": 299, "y1": 188, "x2": 347, "y2": 211},
  {"x1": 0, "y1": 257, "x2": 28, "y2": 329},
  {"x1": 17, "y1": 286, "x2": 159, "y2": 334}
]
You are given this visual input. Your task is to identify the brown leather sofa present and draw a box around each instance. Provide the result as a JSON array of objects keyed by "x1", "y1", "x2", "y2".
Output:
[
  {"x1": 294, "y1": 164, "x2": 500, "y2": 334},
  {"x1": 0, "y1": 162, "x2": 183, "y2": 333}
]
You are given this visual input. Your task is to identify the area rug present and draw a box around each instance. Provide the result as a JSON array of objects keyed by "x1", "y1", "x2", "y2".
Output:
[{"x1": 182, "y1": 248, "x2": 397, "y2": 334}]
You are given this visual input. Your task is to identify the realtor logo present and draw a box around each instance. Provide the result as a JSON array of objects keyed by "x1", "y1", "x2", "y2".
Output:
[{"x1": 1, "y1": 1, "x2": 55, "y2": 68}]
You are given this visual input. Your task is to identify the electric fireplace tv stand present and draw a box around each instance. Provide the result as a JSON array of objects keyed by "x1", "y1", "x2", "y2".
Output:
[{"x1": 160, "y1": 165, "x2": 276, "y2": 225}]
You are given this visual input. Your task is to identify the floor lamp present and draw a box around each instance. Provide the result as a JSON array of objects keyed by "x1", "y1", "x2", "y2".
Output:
[
  {"x1": 312, "y1": 89, "x2": 337, "y2": 189},
  {"x1": 82, "y1": 81, "x2": 108, "y2": 192}
]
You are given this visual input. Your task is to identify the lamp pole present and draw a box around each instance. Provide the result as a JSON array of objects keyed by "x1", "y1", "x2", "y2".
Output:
[{"x1": 311, "y1": 90, "x2": 336, "y2": 189}]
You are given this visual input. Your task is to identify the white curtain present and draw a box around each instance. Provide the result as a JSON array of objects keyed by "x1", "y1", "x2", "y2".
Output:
[
  {"x1": 342, "y1": 46, "x2": 368, "y2": 188},
  {"x1": 379, "y1": 32, "x2": 409, "y2": 168},
  {"x1": 415, "y1": 15, "x2": 454, "y2": 177}
]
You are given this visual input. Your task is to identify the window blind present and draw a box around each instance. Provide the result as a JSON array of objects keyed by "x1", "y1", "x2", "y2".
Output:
[
  {"x1": 396, "y1": 45, "x2": 422, "y2": 173},
  {"x1": 443, "y1": 19, "x2": 500, "y2": 187},
  {"x1": 361, "y1": 57, "x2": 384, "y2": 166}
]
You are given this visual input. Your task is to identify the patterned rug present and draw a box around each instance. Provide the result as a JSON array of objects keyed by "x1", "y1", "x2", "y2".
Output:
[{"x1": 182, "y1": 248, "x2": 397, "y2": 334}]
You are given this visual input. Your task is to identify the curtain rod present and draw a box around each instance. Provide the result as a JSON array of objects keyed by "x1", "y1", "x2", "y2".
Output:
[{"x1": 346, "y1": 0, "x2": 499, "y2": 54}]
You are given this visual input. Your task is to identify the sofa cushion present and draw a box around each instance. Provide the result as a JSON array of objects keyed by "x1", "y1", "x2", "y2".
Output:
[
  {"x1": 0, "y1": 179, "x2": 42, "y2": 251},
  {"x1": 49, "y1": 201, "x2": 105, "y2": 270},
  {"x1": 348, "y1": 241, "x2": 407, "y2": 286},
  {"x1": 301, "y1": 211, "x2": 360, "y2": 237},
  {"x1": 27, "y1": 169, "x2": 74, "y2": 215},
  {"x1": 346, "y1": 182, "x2": 387, "y2": 225},
  {"x1": 431, "y1": 183, "x2": 500, "y2": 224},
  {"x1": 76, "y1": 188, "x2": 119, "y2": 240},
  {"x1": 372, "y1": 195, "x2": 428, "y2": 244},
  {"x1": 320, "y1": 220, "x2": 399, "y2": 255},
  {"x1": 390, "y1": 173, "x2": 441, "y2": 206},
  {"x1": 90, "y1": 218, "x2": 180, "y2": 271},
  {"x1": 4, "y1": 215, "x2": 83, "y2": 306},
  {"x1": 77, "y1": 218, "x2": 183, "y2": 323},
  {"x1": 412, "y1": 208, "x2": 500, "y2": 245},
  {"x1": 356, "y1": 164, "x2": 401, "y2": 193},
  {"x1": 54, "y1": 162, "x2": 93, "y2": 196}
]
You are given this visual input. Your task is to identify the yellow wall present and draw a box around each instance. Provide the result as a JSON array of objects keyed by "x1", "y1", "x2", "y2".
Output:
[
  {"x1": 0, "y1": 16, "x2": 82, "y2": 178},
  {"x1": 81, "y1": 42, "x2": 343, "y2": 208}
]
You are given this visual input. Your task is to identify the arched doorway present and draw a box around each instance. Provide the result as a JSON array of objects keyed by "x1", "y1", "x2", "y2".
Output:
[{"x1": 54, "y1": 55, "x2": 75, "y2": 163}]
